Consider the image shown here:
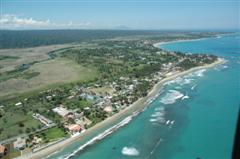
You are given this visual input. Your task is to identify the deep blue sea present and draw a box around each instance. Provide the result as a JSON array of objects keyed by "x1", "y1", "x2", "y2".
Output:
[{"x1": 49, "y1": 33, "x2": 240, "y2": 159}]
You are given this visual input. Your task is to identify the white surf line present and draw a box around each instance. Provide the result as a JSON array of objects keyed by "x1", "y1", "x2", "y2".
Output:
[
  {"x1": 47, "y1": 59, "x2": 224, "y2": 159},
  {"x1": 63, "y1": 117, "x2": 132, "y2": 159},
  {"x1": 62, "y1": 110, "x2": 144, "y2": 159}
]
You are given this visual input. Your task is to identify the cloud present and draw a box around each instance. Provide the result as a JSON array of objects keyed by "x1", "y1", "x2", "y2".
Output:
[
  {"x1": 0, "y1": 14, "x2": 92, "y2": 29},
  {"x1": 58, "y1": 21, "x2": 92, "y2": 28},
  {"x1": 0, "y1": 14, "x2": 51, "y2": 28}
]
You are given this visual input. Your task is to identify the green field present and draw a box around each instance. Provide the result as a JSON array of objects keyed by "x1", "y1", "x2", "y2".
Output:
[
  {"x1": 0, "y1": 112, "x2": 42, "y2": 140},
  {"x1": 40, "y1": 127, "x2": 67, "y2": 142},
  {"x1": 0, "y1": 44, "x2": 100, "y2": 140},
  {"x1": 0, "y1": 57, "x2": 99, "y2": 97},
  {"x1": 0, "y1": 32, "x2": 218, "y2": 142}
]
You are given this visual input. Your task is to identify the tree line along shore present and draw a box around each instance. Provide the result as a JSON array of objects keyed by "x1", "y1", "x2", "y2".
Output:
[{"x1": 0, "y1": 31, "x2": 222, "y2": 159}]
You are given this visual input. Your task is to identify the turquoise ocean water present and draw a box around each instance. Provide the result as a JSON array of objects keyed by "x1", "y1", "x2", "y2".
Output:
[{"x1": 49, "y1": 33, "x2": 240, "y2": 159}]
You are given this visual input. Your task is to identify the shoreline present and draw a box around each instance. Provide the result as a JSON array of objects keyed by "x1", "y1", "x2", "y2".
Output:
[
  {"x1": 153, "y1": 37, "x2": 208, "y2": 48},
  {"x1": 153, "y1": 32, "x2": 235, "y2": 48},
  {"x1": 18, "y1": 57, "x2": 224, "y2": 159},
  {"x1": 17, "y1": 37, "x2": 225, "y2": 159}
]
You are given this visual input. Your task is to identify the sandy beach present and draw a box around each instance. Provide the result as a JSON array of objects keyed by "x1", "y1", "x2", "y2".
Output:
[
  {"x1": 17, "y1": 55, "x2": 224, "y2": 159},
  {"x1": 153, "y1": 37, "x2": 208, "y2": 48},
  {"x1": 153, "y1": 32, "x2": 234, "y2": 48}
]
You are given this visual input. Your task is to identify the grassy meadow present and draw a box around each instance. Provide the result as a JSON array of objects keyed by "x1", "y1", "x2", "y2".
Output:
[{"x1": 0, "y1": 44, "x2": 99, "y2": 97}]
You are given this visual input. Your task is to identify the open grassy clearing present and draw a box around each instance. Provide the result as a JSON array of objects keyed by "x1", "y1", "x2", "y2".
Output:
[
  {"x1": 0, "y1": 58, "x2": 99, "y2": 97},
  {"x1": 40, "y1": 127, "x2": 67, "y2": 142},
  {"x1": 88, "y1": 86, "x2": 114, "y2": 95},
  {"x1": 0, "y1": 43, "x2": 101, "y2": 98},
  {"x1": 0, "y1": 44, "x2": 85, "y2": 73},
  {"x1": 0, "y1": 112, "x2": 42, "y2": 140}
]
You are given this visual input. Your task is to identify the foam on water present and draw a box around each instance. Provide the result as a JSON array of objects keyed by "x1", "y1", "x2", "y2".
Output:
[
  {"x1": 182, "y1": 95, "x2": 189, "y2": 100},
  {"x1": 121, "y1": 147, "x2": 140, "y2": 156},
  {"x1": 166, "y1": 76, "x2": 194, "y2": 86},
  {"x1": 150, "y1": 106, "x2": 166, "y2": 123},
  {"x1": 158, "y1": 33, "x2": 240, "y2": 159},
  {"x1": 62, "y1": 116, "x2": 134, "y2": 159},
  {"x1": 223, "y1": 65, "x2": 228, "y2": 68},
  {"x1": 166, "y1": 120, "x2": 170, "y2": 125},
  {"x1": 154, "y1": 106, "x2": 164, "y2": 111},
  {"x1": 185, "y1": 69, "x2": 207, "y2": 79},
  {"x1": 149, "y1": 118, "x2": 159, "y2": 122},
  {"x1": 191, "y1": 85, "x2": 197, "y2": 90},
  {"x1": 46, "y1": 33, "x2": 239, "y2": 159},
  {"x1": 183, "y1": 78, "x2": 194, "y2": 84},
  {"x1": 160, "y1": 90, "x2": 184, "y2": 104},
  {"x1": 151, "y1": 111, "x2": 165, "y2": 117},
  {"x1": 175, "y1": 86, "x2": 182, "y2": 89},
  {"x1": 194, "y1": 69, "x2": 206, "y2": 77},
  {"x1": 165, "y1": 77, "x2": 182, "y2": 85}
]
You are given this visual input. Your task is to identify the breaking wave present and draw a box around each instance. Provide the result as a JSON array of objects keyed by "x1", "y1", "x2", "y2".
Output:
[
  {"x1": 62, "y1": 115, "x2": 134, "y2": 159},
  {"x1": 165, "y1": 76, "x2": 194, "y2": 86},
  {"x1": 191, "y1": 85, "x2": 197, "y2": 90},
  {"x1": 122, "y1": 147, "x2": 140, "y2": 156},
  {"x1": 166, "y1": 69, "x2": 207, "y2": 85},
  {"x1": 150, "y1": 106, "x2": 166, "y2": 124},
  {"x1": 160, "y1": 90, "x2": 184, "y2": 104},
  {"x1": 194, "y1": 69, "x2": 206, "y2": 77},
  {"x1": 215, "y1": 64, "x2": 229, "y2": 71},
  {"x1": 182, "y1": 95, "x2": 189, "y2": 100},
  {"x1": 151, "y1": 111, "x2": 165, "y2": 117}
]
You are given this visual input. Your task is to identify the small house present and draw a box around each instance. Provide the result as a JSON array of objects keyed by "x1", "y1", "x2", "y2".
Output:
[
  {"x1": 52, "y1": 106, "x2": 70, "y2": 117},
  {"x1": 65, "y1": 124, "x2": 82, "y2": 135},
  {"x1": 13, "y1": 137, "x2": 26, "y2": 150}
]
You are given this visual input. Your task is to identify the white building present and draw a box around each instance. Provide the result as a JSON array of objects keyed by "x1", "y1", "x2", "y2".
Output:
[
  {"x1": 13, "y1": 137, "x2": 26, "y2": 150},
  {"x1": 52, "y1": 106, "x2": 70, "y2": 117}
]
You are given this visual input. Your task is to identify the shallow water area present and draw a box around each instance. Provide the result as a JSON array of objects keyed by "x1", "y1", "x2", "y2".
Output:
[{"x1": 49, "y1": 33, "x2": 240, "y2": 159}]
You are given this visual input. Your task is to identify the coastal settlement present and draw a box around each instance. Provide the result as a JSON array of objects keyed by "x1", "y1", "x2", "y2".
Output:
[{"x1": 0, "y1": 37, "x2": 218, "y2": 158}]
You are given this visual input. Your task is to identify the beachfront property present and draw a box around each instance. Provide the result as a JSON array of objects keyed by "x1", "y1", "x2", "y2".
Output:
[
  {"x1": 32, "y1": 136, "x2": 43, "y2": 145},
  {"x1": 64, "y1": 124, "x2": 82, "y2": 135},
  {"x1": 32, "y1": 113, "x2": 54, "y2": 127},
  {"x1": 75, "y1": 116, "x2": 92, "y2": 127},
  {"x1": 103, "y1": 106, "x2": 113, "y2": 113},
  {"x1": 52, "y1": 106, "x2": 70, "y2": 118},
  {"x1": 13, "y1": 137, "x2": 26, "y2": 150},
  {"x1": 0, "y1": 29, "x2": 222, "y2": 159},
  {"x1": 67, "y1": 111, "x2": 82, "y2": 119}
]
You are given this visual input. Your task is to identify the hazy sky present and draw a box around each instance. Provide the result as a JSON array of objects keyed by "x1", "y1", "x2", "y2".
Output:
[{"x1": 0, "y1": 0, "x2": 239, "y2": 30}]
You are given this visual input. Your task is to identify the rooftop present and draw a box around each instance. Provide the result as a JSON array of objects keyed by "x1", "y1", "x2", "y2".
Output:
[
  {"x1": 13, "y1": 137, "x2": 26, "y2": 149},
  {"x1": 52, "y1": 106, "x2": 70, "y2": 117},
  {"x1": 65, "y1": 124, "x2": 82, "y2": 132}
]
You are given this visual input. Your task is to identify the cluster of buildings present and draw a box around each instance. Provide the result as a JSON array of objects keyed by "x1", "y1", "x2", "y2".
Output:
[{"x1": 52, "y1": 105, "x2": 90, "y2": 135}]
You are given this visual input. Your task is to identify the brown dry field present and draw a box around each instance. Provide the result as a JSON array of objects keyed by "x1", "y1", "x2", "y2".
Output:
[
  {"x1": 0, "y1": 44, "x2": 99, "y2": 97},
  {"x1": 0, "y1": 44, "x2": 79, "y2": 73},
  {"x1": 88, "y1": 86, "x2": 114, "y2": 95}
]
